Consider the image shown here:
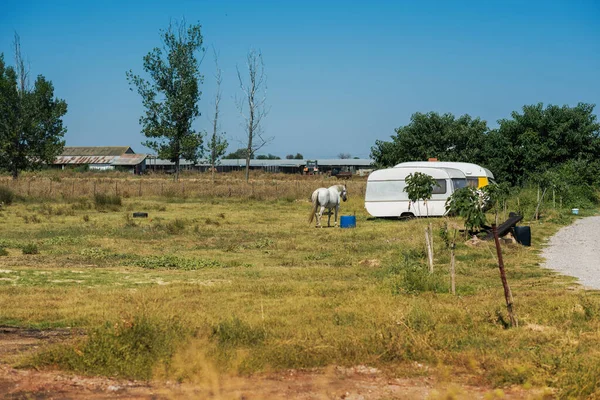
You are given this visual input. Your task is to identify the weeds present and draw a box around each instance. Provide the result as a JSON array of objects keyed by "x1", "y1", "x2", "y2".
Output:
[
  {"x1": 0, "y1": 247, "x2": 8, "y2": 256},
  {"x1": 130, "y1": 255, "x2": 222, "y2": 270},
  {"x1": 94, "y1": 193, "x2": 122, "y2": 210},
  {"x1": 32, "y1": 315, "x2": 187, "y2": 380},
  {"x1": 0, "y1": 186, "x2": 15, "y2": 205},
  {"x1": 212, "y1": 316, "x2": 266, "y2": 347},
  {"x1": 22, "y1": 243, "x2": 39, "y2": 255}
]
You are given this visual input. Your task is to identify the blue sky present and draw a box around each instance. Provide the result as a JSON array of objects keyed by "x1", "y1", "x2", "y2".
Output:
[{"x1": 2, "y1": 0, "x2": 599, "y2": 158}]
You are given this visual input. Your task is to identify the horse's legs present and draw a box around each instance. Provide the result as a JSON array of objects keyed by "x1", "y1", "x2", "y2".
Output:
[
  {"x1": 317, "y1": 206, "x2": 325, "y2": 227},
  {"x1": 327, "y1": 208, "x2": 332, "y2": 227},
  {"x1": 334, "y1": 205, "x2": 339, "y2": 227}
]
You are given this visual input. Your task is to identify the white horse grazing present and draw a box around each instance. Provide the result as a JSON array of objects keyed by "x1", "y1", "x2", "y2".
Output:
[{"x1": 308, "y1": 184, "x2": 348, "y2": 227}]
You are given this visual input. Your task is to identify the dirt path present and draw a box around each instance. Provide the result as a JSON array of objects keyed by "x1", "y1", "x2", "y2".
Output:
[{"x1": 542, "y1": 215, "x2": 600, "y2": 289}]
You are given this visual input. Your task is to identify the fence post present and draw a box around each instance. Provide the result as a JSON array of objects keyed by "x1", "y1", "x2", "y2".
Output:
[{"x1": 492, "y1": 224, "x2": 518, "y2": 327}]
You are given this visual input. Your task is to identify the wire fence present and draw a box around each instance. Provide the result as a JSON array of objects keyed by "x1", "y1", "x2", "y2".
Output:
[{"x1": 0, "y1": 177, "x2": 367, "y2": 201}]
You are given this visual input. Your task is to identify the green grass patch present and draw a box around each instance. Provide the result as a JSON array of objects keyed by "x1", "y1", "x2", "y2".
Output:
[{"x1": 31, "y1": 315, "x2": 187, "y2": 380}]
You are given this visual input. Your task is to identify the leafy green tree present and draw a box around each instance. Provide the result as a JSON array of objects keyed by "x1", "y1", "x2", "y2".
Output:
[
  {"x1": 404, "y1": 172, "x2": 438, "y2": 216},
  {"x1": 490, "y1": 103, "x2": 600, "y2": 186},
  {"x1": 224, "y1": 148, "x2": 252, "y2": 159},
  {"x1": 286, "y1": 153, "x2": 303, "y2": 159},
  {"x1": 0, "y1": 35, "x2": 67, "y2": 179},
  {"x1": 370, "y1": 112, "x2": 488, "y2": 168},
  {"x1": 126, "y1": 20, "x2": 205, "y2": 181}
]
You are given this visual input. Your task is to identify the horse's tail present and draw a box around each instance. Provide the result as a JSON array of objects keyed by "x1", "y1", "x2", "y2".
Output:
[{"x1": 308, "y1": 194, "x2": 318, "y2": 224}]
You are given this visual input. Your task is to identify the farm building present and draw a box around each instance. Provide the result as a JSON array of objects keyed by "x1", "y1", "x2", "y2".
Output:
[
  {"x1": 144, "y1": 157, "x2": 373, "y2": 175},
  {"x1": 53, "y1": 147, "x2": 147, "y2": 174}
]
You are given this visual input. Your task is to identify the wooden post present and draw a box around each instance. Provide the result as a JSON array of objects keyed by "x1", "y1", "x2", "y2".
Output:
[
  {"x1": 429, "y1": 223, "x2": 434, "y2": 261},
  {"x1": 450, "y1": 242, "x2": 456, "y2": 295},
  {"x1": 93, "y1": 180, "x2": 96, "y2": 196},
  {"x1": 139, "y1": 181, "x2": 142, "y2": 197},
  {"x1": 492, "y1": 224, "x2": 518, "y2": 327},
  {"x1": 425, "y1": 228, "x2": 434, "y2": 273},
  {"x1": 115, "y1": 181, "x2": 118, "y2": 196}
]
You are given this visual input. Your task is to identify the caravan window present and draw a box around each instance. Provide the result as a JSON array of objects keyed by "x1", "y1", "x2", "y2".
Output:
[
  {"x1": 365, "y1": 180, "x2": 407, "y2": 201},
  {"x1": 432, "y1": 179, "x2": 447, "y2": 194},
  {"x1": 466, "y1": 177, "x2": 479, "y2": 188},
  {"x1": 452, "y1": 178, "x2": 468, "y2": 190}
]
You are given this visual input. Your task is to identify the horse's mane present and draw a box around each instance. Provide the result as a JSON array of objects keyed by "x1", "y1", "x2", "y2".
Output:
[{"x1": 330, "y1": 184, "x2": 345, "y2": 192}]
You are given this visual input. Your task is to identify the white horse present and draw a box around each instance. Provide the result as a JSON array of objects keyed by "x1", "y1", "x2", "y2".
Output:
[{"x1": 308, "y1": 184, "x2": 348, "y2": 227}]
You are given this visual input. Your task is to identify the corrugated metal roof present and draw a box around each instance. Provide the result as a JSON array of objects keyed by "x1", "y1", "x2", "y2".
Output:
[
  {"x1": 54, "y1": 154, "x2": 147, "y2": 166},
  {"x1": 112, "y1": 154, "x2": 147, "y2": 166},
  {"x1": 61, "y1": 147, "x2": 134, "y2": 156},
  {"x1": 146, "y1": 158, "x2": 373, "y2": 167},
  {"x1": 54, "y1": 156, "x2": 118, "y2": 164}
]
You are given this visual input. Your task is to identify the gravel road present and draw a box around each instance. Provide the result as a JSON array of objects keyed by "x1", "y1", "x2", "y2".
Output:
[{"x1": 542, "y1": 216, "x2": 600, "y2": 289}]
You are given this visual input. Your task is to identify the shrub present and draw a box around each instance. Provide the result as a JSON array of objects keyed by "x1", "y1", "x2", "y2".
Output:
[
  {"x1": 445, "y1": 187, "x2": 486, "y2": 234},
  {"x1": 0, "y1": 248, "x2": 8, "y2": 257},
  {"x1": 0, "y1": 186, "x2": 15, "y2": 205},
  {"x1": 94, "y1": 193, "x2": 122, "y2": 209},
  {"x1": 22, "y1": 243, "x2": 39, "y2": 255}
]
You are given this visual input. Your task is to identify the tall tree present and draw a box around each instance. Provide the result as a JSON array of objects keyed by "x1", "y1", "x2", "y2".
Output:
[
  {"x1": 208, "y1": 48, "x2": 228, "y2": 182},
  {"x1": 338, "y1": 152, "x2": 352, "y2": 159},
  {"x1": 0, "y1": 34, "x2": 67, "y2": 179},
  {"x1": 370, "y1": 112, "x2": 488, "y2": 168},
  {"x1": 236, "y1": 49, "x2": 271, "y2": 182},
  {"x1": 126, "y1": 20, "x2": 205, "y2": 181},
  {"x1": 489, "y1": 103, "x2": 600, "y2": 185}
]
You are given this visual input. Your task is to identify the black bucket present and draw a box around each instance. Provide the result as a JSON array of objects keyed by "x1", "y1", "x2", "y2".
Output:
[{"x1": 513, "y1": 226, "x2": 531, "y2": 246}]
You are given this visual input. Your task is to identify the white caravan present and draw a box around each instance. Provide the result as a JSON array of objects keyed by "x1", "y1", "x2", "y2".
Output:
[
  {"x1": 394, "y1": 161, "x2": 495, "y2": 188},
  {"x1": 365, "y1": 167, "x2": 468, "y2": 218}
]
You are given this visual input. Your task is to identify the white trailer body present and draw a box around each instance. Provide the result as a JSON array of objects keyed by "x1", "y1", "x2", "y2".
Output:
[{"x1": 365, "y1": 167, "x2": 467, "y2": 218}]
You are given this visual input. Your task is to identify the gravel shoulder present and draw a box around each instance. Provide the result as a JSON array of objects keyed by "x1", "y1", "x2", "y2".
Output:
[{"x1": 542, "y1": 215, "x2": 600, "y2": 289}]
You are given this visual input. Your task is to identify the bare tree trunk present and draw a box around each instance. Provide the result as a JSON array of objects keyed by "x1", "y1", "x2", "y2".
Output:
[
  {"x1": 237, "y1": 49, "x2": 271, "y2": 183},
  {"x1": 211, "y1": 48, "x2": 223, "y2": 184}
]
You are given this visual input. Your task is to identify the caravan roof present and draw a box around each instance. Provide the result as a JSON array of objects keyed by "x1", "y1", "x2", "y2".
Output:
[
  {"x1": 369, "y1": 166, "x2": 466, "y2": 181},
  {"x1": 393, "y1": 161, "x2": 494, "y2": 179}
]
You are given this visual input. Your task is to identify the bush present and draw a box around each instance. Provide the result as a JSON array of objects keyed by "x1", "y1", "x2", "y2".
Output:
[
  {"x1": 0, "y1": 186, "x2": 15, "y2": 205},
  {"x1": 94, "y1": 193, "x2": 122, "y2": 209},
  {"x1": 0, "y1": 248, "x2": 8, "y2": 257},
  {"x1": 22, "y1": 243, "x2": 39, "y2": 255}
]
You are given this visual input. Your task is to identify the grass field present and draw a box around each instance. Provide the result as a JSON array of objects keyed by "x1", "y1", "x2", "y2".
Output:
[{"x1": 0, "y1": 175, "x2": 599, "y2": 398}]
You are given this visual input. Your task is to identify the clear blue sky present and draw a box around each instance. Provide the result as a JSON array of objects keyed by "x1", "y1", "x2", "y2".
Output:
[{"x1": 2, "y1": 0, "x2": 599, "y2": 159}]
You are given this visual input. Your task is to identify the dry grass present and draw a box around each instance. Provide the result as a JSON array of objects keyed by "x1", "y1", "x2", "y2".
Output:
[{"x1": 0, "y1": 174, "x2": 599, "y2": 397}]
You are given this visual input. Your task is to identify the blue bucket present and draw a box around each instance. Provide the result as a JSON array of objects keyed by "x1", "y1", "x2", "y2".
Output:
[{"x1": 340, "y1": 215, "x2": 356, "y2": 228}]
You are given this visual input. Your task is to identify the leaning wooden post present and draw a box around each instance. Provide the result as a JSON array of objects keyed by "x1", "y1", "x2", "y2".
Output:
[{"x1": 492, "y1": 224, "x2": 518, "y2": 327}]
